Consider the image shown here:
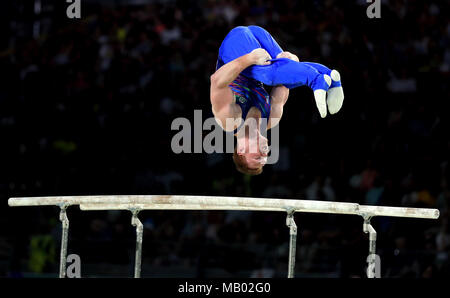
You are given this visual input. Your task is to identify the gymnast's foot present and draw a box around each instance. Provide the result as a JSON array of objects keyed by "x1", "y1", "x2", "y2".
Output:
[
  {"x1": 311, "y1": 73, "x2": 332, "y2": 118},
  {"x1": 327, "y1": 70, "x2": 344, "y2": 115},
  {"x1": 302, "y1": 62, "x2": 345, "y2": 117}
]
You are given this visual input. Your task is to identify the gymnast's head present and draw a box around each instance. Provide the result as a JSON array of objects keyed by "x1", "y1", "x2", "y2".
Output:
[{"x1": 233, "y1": 124, "x2": 269, "y2": 176}]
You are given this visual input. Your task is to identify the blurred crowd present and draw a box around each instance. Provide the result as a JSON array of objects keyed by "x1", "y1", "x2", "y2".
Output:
[{"x1": 0, "y1": 0, "x2": 449, "y2": 277}]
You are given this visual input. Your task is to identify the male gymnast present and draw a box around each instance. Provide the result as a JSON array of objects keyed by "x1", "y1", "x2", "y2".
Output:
[{"x1": 210, "y1": 26, "x2": 344, "y2": 175}]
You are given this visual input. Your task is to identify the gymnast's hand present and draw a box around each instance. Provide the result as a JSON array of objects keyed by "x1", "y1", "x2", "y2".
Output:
[
  {"x1": 249, "y1": 48, "x2": 272, "y2": 65},
  {"x1": 276, "y1": 51, "x2": 299, "y2": 62}
]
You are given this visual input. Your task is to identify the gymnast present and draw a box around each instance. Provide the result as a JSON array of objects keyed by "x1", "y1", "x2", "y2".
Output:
[{"x1": 210, "y1": 26, "x2": 344, "y2": 175}]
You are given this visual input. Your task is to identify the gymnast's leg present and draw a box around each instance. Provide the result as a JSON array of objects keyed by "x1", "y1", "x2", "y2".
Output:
[
  {"x1": 217, "y1": 26, "x2": 334, "y2": 117},
  {"x1": 247, "y1": 25, "x2": 284, "y2": 62},
  {"x1": 217, "y1": 27, "x2": 331, "y2": 91},
  {"x1": 242, "y1": 25, "x2": 344, "y2": 114}
]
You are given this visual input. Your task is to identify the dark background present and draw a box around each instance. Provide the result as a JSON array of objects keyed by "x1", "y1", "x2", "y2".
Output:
[{"x1": 0, "y1": 0, "x2": 449, "y2": 278}]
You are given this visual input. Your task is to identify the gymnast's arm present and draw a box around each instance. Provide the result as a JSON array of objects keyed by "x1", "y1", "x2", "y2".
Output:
[
  {"x1": 267, "y1": 84, "x2": 289, "y2": 130},
  {"x1": 266, "y1": 51, "x2": 296, "y2": 130},
  {"x1": 210, "y1": 49, "x2": 271, "y2": 131}
]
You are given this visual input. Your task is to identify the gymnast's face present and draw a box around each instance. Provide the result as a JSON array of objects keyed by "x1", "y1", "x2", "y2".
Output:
[{"x1": 237, "y1": 128, "x2": 269, "y2": 169}]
